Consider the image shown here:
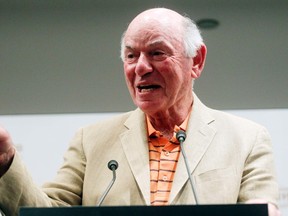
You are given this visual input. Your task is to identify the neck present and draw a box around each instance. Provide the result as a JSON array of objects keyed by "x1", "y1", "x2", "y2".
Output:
[{"x1": 147, "y1": 99, "x2": 193, "y2": 139}]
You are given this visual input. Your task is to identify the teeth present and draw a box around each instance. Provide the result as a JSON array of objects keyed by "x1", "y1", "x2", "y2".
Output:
[
  {"x1": 137, "y1": 84, "x2": 160, "y2": 93},
  {"x1": 141, "y1": 88, "x2": 155, "y2": 92},
  {"x1": 138, "y1": 85, "x2": 158, "y2": 92}
]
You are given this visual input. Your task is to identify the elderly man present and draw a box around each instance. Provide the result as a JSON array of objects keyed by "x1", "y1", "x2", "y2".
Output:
[{"x1": 0, "y1": 8, "x2": 280, "y2": 216}]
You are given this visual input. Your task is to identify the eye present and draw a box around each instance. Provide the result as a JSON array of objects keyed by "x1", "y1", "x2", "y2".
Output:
[
  {"x1": 125, "y1": 52, "x2": 139, "y2": 63},
  {"x1": 127, "y1": 53, "x2": 134, "y2": 59},
  {"x1": 150, "y1": 50, "x2": 167, "y2": 61}
]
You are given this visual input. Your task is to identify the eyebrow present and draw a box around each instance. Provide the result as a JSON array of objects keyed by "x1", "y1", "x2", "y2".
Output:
[
  {"x1": 124, "y1": 40, "x2": 174, "y2": 52},
  {"x1": 125, "y1": 45, "x2": 134, "y2": 50}
]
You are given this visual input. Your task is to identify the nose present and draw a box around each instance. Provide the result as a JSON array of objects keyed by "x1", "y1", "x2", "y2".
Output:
[{"x1": 135, "y1": 53, "x2": 153, "y2": 76}]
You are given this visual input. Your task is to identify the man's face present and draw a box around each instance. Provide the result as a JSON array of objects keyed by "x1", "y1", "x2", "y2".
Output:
[{"x1": 123, "y1": 19, "x2": 195, "y2": 115}]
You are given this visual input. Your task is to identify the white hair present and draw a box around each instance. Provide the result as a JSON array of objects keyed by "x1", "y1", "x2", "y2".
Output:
[
  {"x1": 120, "y1": 31, "x2": 127, "y2": 61},
  {"x1": 120, "y1": 12, "x2": 203, "y2": 61},
  {"x1": 182, "y1": 15, "x2": 203, "y2": 57}
]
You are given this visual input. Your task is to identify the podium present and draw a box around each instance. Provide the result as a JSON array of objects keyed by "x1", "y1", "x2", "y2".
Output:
[{"x1": 19, "y1": 204, "x2": 268, "y2": 216}]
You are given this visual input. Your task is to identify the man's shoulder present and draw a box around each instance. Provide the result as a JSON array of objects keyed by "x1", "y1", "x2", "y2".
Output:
[
  {"x1": 193, "y1": 94, "x2": 264, "y2": 130},
  {"x1": 84, "y1": 111, "x2": 132, "y2": 129},
  {"x1": 81, "y1": 109, "x2": 143, "y2": 132},
  {"x1": 208, "y1": 108, "x2": 266, "y2": 132}
]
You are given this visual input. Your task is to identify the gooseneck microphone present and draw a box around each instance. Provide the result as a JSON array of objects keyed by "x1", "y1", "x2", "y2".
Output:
[
  {"x1": 176, "y1": 130, "x2": 199, "y2": 204},
  {"x1": 96, "y1": 160, "x2": 118, "y2": 206}
]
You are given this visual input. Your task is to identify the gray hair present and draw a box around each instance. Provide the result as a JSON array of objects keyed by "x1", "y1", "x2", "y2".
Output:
[
  {"x1": 182, "y1": 15, "x2": 203, "y2": 57},
  {"x1": 120, "y1": 13, "x2": 203, "y2": 61},
  {"x1": 120, "y1": 31, "x2": 127, "y2": 61}
]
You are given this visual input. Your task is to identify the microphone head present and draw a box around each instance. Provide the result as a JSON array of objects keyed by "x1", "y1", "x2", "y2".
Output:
[
  {"x1": 108, "y1": 160, "x2": 118, "y2": 171},
  {"x1": 176, "y1": 130, "x2": 186, "y2": 142}
]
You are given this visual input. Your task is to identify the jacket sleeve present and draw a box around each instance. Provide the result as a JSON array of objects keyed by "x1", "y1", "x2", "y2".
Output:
[
  {"x1": 0, "y1": 152, "x2": 52, "y2": 216},
  {"x1": 238, "y1": 127, "x2": 279, "y2": 205},
  {"x1": 0, "y1": 128, "x2": 86, "y2": 216}
]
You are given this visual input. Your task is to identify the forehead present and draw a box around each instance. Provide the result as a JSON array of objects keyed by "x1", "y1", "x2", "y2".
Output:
[{"x1": 124, "y1": 22, "x2": 182, "y2": 50}]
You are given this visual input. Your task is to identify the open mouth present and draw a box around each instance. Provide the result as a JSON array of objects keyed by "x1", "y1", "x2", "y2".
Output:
[{"x1": 137, "y1": 85, "x2": 160, "y2": 92}]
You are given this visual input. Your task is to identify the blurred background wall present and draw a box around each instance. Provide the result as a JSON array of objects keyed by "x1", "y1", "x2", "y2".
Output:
[{"x1": 1, "y1": 0, "x2": 287, "y2": 214}]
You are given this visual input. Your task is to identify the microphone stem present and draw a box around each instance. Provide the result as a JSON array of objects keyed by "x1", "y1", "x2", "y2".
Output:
[
  {"x1": 180, "y1": 141, "x2": 199, "y2": 205},
  {"x1": 96, "y1": 167, "x2": 117, "y2": 206}
]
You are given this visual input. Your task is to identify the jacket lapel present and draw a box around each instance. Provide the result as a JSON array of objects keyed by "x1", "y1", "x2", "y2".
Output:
[
  {"x1": 169, "y1": 94, "x2": 216, "y2": 204},
  {"x1": 120, "y1": 109, "x2": 151, "y2": 205}
]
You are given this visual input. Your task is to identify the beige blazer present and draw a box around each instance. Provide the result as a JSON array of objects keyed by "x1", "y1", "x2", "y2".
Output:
[{"x1": 0, "y1": 94, "x2": 279, "y2": 215}]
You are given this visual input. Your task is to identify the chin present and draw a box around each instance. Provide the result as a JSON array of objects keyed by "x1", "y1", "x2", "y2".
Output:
[{"x1": 137, "y1": 101, "x2": 163, "y2": 114}]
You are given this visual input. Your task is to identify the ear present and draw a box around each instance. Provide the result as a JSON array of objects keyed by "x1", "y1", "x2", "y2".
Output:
[{"x1": 191, "y1": 44, "x2": 207, "y2": 79}]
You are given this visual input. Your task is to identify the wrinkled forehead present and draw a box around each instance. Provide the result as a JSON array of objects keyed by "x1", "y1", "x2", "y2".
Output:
[{"x1": 124, "y1": 11, "x2": 184, "y2": 48}]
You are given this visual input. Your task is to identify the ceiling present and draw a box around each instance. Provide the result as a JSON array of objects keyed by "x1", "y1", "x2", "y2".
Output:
[{"x1": 1, "y1": 0, "x2": 287, "y2": 115}]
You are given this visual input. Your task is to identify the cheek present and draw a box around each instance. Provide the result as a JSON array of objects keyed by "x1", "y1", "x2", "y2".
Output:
[
  {"x1": 157, "y1": 61, "x2": 180, "y2": 81},
  {"x1": 124, "y1": 64, "x2": 135, "y2": 88},
  {"x1": 161, "y1": 62, "x2": 192, "y2": 92}
]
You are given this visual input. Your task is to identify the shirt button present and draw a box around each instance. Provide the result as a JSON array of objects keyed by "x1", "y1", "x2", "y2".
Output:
[
  {"x1": 164, "y1": 151, "x2": 170, "y2": 156},
  {"x1": 163, "y1": 176, "x2": 168, "y2": 181}
]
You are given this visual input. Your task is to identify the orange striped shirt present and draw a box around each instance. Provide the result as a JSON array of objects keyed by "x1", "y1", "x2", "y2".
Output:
[{"x1": 147, "y1": 114, "x2": 190, "y2": 205}]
